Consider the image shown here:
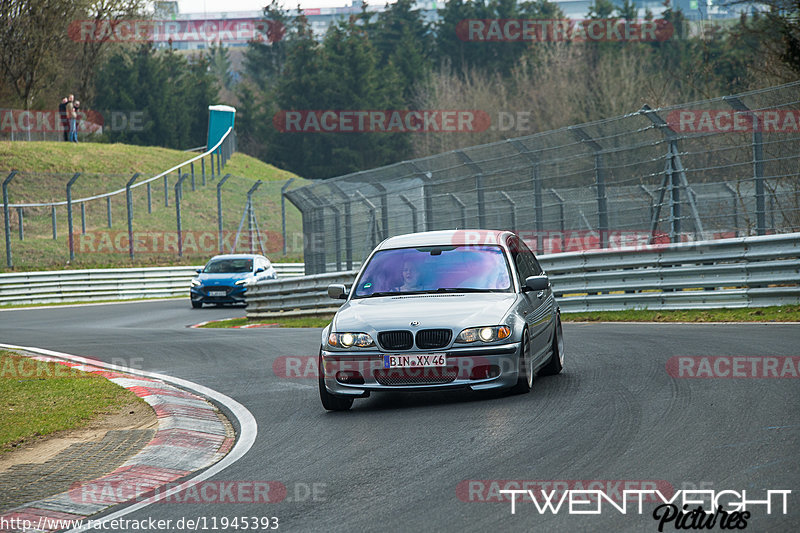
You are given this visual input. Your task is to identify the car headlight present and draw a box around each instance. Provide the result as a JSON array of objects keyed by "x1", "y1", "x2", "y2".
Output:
[
  {"x1": 328, "y1": 332, "x2": 375, "y2": 348},
  {"x1": 191, "y1": 279, "x2": 201, "y2": 287},
  {"x1": 235, "y1": 279, "x2": 248, "y2": 286},
  {"x1": 455, "y1": 326, "x2": 512, "y2": 343}
]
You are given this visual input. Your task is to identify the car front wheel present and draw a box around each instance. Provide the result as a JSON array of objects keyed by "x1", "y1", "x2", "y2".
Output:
[
  {"x1": 191, "y1": 300, "x2": 202, "y2": 309},
  {"x1": 540, "y1": 315, "x2": 564, "y2": 376},
  {"x1": 510, "y1": 330, "x2": 533, "y2": 394},
  {"x1": 318, "y1": 350, "x2": 354, "y2": 411}
]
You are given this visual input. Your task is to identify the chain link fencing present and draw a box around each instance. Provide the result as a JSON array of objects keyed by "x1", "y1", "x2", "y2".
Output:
[{"x1": 285, "y1": 82, "x2": 800, "y2": 275}]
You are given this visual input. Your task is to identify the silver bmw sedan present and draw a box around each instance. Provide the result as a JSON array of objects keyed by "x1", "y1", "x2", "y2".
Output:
[{"x1": 319, "y1": 229, "x2": 564, "y2": 411}]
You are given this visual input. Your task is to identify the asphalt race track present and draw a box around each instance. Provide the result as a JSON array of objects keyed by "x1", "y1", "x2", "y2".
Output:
[{"x1": 1, "y1": 300, "x2": 798, "y2": 532}]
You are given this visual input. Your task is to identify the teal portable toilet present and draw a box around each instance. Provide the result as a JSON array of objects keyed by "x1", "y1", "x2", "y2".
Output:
[{"x1": 206, "y1": 105, "x2": 236, "y2": 149}]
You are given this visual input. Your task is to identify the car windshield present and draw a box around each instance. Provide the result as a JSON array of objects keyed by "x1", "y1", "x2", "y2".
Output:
[
  {"x1": 352, "y1": 245, "x2": 511, "y2": 298},
  {"x1": 203, "y1": 258, "x2": 253, "y2": 273}
]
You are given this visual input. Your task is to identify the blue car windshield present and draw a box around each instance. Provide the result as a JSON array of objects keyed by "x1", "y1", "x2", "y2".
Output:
[
  {"x1": 204, "y1": 259, "x2": 253, "y2": 273},
  {"x1": 353, "y1": 245, "x2": 512, "y2": 298}
]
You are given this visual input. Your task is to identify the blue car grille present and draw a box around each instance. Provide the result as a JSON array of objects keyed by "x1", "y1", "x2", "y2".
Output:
[{"x1": 204, "y1": 286, "x2": 233, "y2": 295}]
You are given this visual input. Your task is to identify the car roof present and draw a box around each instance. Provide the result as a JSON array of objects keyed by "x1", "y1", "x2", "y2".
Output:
[{"x1": 375, "y1": 230, "x2": 514, "y2": 250}]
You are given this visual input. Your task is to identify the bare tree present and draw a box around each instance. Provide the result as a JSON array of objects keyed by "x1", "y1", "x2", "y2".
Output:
[
  {"x1": 75, "y1": 0, "x2": 147, "y2": 105},
  {"x1": 0, "y1": 0, "x2": 82, "y2": 109}
]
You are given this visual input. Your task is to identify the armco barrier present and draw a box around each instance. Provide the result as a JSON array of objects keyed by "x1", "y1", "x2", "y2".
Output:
[
  {"x1": 0, "y1": 263, "x2": 304, "y2": 306},
  {"x1": 245, "y1": 233, "x2": 800, "y2": 319}
]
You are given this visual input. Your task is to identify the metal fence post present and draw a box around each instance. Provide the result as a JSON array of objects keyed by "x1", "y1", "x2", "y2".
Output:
[
  {"x1": 499, "y1": 191, "x2": 516, "y2": 231},
  {"x1": 3, "y1": 171, "x2": 17, "y2": 268},
  {"x1": 724, "y1": 96, "x2": 765, "y2": 235},
  {"x1": 723, "y1": 182, "x2": 739, "y2": 237},
  {"x1": 569, "y1": 126, "x2": 609, "y2": 248},
  {"x1": 17, "y1": 207, "x2": 23, "y2": 241},
  {"x1": 281, "y1": 178, "x2": 295, "y2": 255},
  {"x1": 106, "y1": 196, "x2": 112, "y2": 228},
  {"x1": 216, "y1": 151, "x2": 221, "y2": 175},
  {"x1": 355, "y1": 191, "x2": 378, "y2": 251},
  {"x1": 399, "y1": 194, "x2": 418, "y2": 233},
  {"x1": 640, "y1": 185, "x2": 655, "y2": 227},
  {"x1": 329, "y1": 184, "x2": 352, "y2": 270},
  {"x1": 640, "y1": 105, "x2": 704, "y2": 242},
  {"x1": 246, "y1": 181, "x2": 263, "y2": 254},
  {"x1": 217, "y1": 174, "x2": 231, "y2": 254},
  {"x1": 549, "y1": 189, "x2": 566, "y2": 251},
  {"x1": 202, "y1": 157, "x2": 207, "y2": 184},
  {"x1": 455, "y1": 151, "x2": 485, "y2": 228},
  {"x1": 508, "y1": 139, "x2": 543, "y2": 252},
  {"x1": 163, "y1": 174, "x2": 169, "y2": 207},
  {"x1": 449, "y1": 194, "x2": 467, "y2": 229},
  {"x1": 190, "y1": 162, "x2": 196, "y2": 191},
  {"x1": 210, "y1": 154, "x2": 215, "y2": 180},
  {"x1": 66, "y1": 173, "x2": 80, "y2": 262},
  {"x1": 126, "y1": 173, "x2": 139, "y2": 260},
  {"x1": 373, "y1": 183, "x2": 390, "y2": 240},
  {"x1": 146, "y1": 182, "x2": 151, "y2": 214},
  {"x1": 51, "y1": 206, "x2": 57, "y2": 240},
  {"x1": 175, "y1": 172, "x2": 188, "y2": 257},
  {"x1": 327, "y1": 202, "x2": 342, "y2": 271},
  {"x1": 80, "y1": 202, "x2": 86, "y2": 235},
  {"x1": 406, "y1": 162, "x2": 434, "y2": 231}
]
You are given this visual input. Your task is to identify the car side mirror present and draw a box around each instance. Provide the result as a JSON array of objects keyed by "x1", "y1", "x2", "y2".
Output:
[
  {"x1": 327, "y1": 284, "x2": 348, "y2": 300},
  {"x1": 255, "y1": 267, "x2": 266, "y2": 273},
  {"x1": 196, "y1": 268, "x2": 202, "y2": 274},
  {"x1": 524, "y1": 275, "x2": 549, "y2": 292}
]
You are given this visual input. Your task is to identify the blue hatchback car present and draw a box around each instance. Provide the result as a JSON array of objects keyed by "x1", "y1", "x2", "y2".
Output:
[{"x1": 190, "y1": 254, "x2": 277, "y2": 308}]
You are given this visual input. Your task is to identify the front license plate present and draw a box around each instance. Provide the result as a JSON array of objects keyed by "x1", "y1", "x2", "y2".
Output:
[
  {"x1": 384, "y1": 353, "x2": 446, "y2": 369},
  {"x1": 208, "y1": 290, "x2": 227, "y2": 297}
]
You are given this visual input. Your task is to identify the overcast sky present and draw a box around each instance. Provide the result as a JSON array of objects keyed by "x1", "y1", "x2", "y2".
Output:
[{"x1": 175, "y1": 0, "x2": 382, "y2": 13}]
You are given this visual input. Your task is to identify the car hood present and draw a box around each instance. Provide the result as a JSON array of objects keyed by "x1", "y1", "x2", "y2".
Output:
[
  {"x1": 333, "y1": 292, "x2": 517, "y2": 332},
  {"x1": 196, "y1": 272, "x2": 251, "y2": 284}
]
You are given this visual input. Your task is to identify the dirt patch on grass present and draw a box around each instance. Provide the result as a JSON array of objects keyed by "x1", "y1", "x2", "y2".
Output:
[{"x1": 0, "y1": 397, "x2": 157, "y2": 474}]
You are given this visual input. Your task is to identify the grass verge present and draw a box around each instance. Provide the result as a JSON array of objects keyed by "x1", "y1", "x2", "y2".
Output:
[
  {"x1": 0, "y1": 143, "x2": 306, "y2": 272},
  {"x1": 0, "y1": 351, "x2": 142, "y2": 453},
  {"x1": 562, "y1": 305, "x2": 800, "y2": 322}
]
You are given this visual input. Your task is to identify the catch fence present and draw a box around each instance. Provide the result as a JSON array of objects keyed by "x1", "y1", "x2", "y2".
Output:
[{"x1": 285, "y1": 82, "x2": 800, "y2": 275}]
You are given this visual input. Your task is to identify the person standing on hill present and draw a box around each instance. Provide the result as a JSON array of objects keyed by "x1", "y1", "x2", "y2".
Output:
[
  {"x1": 73, "y1": 100, "x2": 81, "y2": 142},
  {"x1": 58, "y1": 97, "x2": 68, "y2": 141},
  {"x1": 66, "y1": 94, "x2": 77, "y2": 143}
]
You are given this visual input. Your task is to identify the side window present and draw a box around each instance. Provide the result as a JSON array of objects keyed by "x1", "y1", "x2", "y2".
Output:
[
  {"x1": 517, "y1": 239, "x2": 543, "y2": 276},
  {"x1": 507, "y1": 236, "x2": 535, "y2": 283}
]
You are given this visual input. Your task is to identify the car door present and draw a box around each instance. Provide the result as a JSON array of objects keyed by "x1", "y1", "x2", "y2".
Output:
[
  {"x1": 510, "y1": 236, "x2": 550, "y2": 361},
  {"x1": 524, "y1": 244, "x2": 555, "y2": 363},
  {"x1": 507, "y1": 235, "x2": 537, "y2": 338}
]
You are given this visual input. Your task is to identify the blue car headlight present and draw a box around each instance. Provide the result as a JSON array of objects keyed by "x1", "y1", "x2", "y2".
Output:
[{"x1": 191, "y1": 279, "x2": 201, "y2": 287}]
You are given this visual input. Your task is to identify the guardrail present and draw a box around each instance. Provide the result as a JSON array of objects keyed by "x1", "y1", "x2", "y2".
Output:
[
  {"x1": 245, "y1": 233, "x2": 800, "y2": 319},
  {"x1": 0, "y1": 263, "x2": 304, "y2": 306},
  {"x1": 3, "y1": 127, "x2": 236, "y2": 268}
]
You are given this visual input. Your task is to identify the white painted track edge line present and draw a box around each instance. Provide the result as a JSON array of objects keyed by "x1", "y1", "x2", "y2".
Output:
[{"x1": 0, "y1": 343, "x2": 257, "y2": 532}]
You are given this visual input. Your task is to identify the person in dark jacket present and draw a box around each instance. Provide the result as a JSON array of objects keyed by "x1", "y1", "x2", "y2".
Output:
[{"x1": 59, "y1": 97, "x2": 68, "y2": 141}]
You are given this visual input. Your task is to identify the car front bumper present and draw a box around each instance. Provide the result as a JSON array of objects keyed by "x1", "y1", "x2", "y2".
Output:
[
  {"x1": 190, "y1": 286, "x2": 246, "y2": 304},
  {"x1": 320, "y1": 342, "x2": 522, "y2": 396}
]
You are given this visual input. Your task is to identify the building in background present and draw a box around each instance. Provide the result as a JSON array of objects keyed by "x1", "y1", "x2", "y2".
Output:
[{"x1": 151, "y1": 0, "x2": 761, "y2": 51}]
